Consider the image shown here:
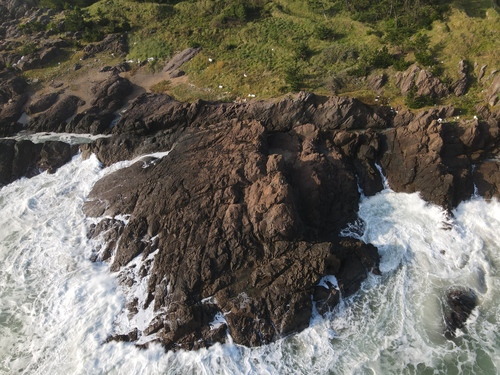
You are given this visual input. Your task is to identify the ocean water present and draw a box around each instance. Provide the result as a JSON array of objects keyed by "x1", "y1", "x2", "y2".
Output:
[{"x1": 0, "y1": 153, "x2": 499, "y2": 374}]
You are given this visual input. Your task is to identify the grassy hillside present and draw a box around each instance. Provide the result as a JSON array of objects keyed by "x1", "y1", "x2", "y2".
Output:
[{"x1": 22, "y1": 0, "x2": 500, "y2": 111}]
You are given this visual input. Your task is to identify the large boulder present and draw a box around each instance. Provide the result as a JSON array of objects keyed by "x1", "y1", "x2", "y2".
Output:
[
  {"x1": 84, "y1": 117, "x2": 380, "y2": 350},
  {"x1": 89, "y1": 74, "x2": 133, "y2": 112}
]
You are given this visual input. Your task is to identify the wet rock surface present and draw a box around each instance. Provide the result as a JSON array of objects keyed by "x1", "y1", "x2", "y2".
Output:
[
  {"x1": 77, "y1": 91, "x2": 499, "y2": 350},
  {"x1": 0, "y1": 139, "x2": 78, "y2": 187},
  {"x1": 443, "y1": 287, "x2": 478, "y2": 339},
  {"x1": 83, "y1": 98, "x2": 383, "y2": 349}
]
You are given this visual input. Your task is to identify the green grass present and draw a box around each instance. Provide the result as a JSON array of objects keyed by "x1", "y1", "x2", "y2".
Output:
[{"x1": 23, "y1": 0, "x2": 500, "y2": 109}]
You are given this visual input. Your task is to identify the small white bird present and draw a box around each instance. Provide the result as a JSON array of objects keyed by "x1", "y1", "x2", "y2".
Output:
[{"x1": 208, "y1": 58, "x2": 213, "y2": 62}]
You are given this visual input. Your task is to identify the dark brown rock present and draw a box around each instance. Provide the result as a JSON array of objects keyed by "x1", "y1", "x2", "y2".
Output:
[
  {"x1": 84, "y1": 118, "x2": 379, "y2": 350},
  {"x1": 380, "y1": 108, "x2": 473, "y2": 210},
  {"x1": 415, "y1": 69, "x2": 449, "y2": 99},
  {"x1": 0, "y1": 93, "x2": 28, "y2": 136},
  {"x1": 29, "y1": 95, "x2": 84, "y2": 132},
  {"x1": 66, "y1": 108, "x2": 116, "y2": 134},
  {"x1": 395, "y1": 64, "x2": 420, "y2": 95},
  {"x1": 450, "y1": 60, "x2": 470, "y2": 97},
  {"x1": 443, "y1": 287, "x2": 477, "y2": 339},
  {"x1": 81, "y1": 92, "x2": 388, "y2": 166},
  {"x1": 486, "y1": 74, "x2": 500, "y2": 106},
  {"x1": 0, "y1": 139, "x2": 78, "y2": 187},
  {"x1": 474, "y1": 161, "x2": 500, "y2": 199},
  {"x1": 82, "y1": 33, "x2": 128, "y2": 59},
  {"x1": 368, "y1": 73, "x2": 387, "y2": 93},
  {"x1": 90, "y1": 74, "x2": 133, "y2": 112},
  {"x1": 27, "y1": 92, "x2": 60, "y2": 114}
]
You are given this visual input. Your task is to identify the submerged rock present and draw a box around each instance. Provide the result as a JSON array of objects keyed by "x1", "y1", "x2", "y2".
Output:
[{"x1": 443, "y1": 287, "x2": 478, "y2": 339}]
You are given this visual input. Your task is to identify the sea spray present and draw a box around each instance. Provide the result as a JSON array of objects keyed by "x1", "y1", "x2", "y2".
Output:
[{"x1": 0, "y1": 154, "x2": 499, "y2": 374}]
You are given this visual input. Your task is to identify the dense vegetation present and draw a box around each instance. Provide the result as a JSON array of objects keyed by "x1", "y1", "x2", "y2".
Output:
[{"x1": 20, "y1": 0, "x2": 500, "y2": 109}]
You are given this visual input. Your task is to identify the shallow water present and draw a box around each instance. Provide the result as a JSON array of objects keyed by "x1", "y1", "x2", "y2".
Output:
[{"x1": 0, "y1": 154, "x2": 499, "y2": 374}]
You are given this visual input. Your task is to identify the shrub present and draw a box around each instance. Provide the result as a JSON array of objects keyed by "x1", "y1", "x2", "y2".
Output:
[
  {"x1": 321, "y1": 44, "x2": 358, "y2": 65},
  {"x1": 284, "y1": 64, "x2": 303, "y2": 92},
  {"x1": 20, "y1": 43, "x2": 37, "y2": 55},
  {"x1": 365, "y1": 46, "x2": 394, "y2": 69},
  {"x1": 314, "y1": 24, "x2": 335, "y2": 40},
  {"x1": 405, "y1": 86, "x2": 434, "y2": 109},
  {"x1": 393, "y1": 57, "x2": 412, "y2": 71},
  {"x1": 293, "y1": 42, "x2": 311, "y2": 61}
]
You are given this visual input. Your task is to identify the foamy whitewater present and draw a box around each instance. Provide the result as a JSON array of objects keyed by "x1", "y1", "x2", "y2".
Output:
[{"x1": 1, "y1": 153, "x2": 499, "y2": 374}]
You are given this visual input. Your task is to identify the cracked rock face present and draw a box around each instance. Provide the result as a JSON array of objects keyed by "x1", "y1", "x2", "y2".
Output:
[
  {"x1": 84, "y1": 117, "x2": 380, "y2": 350},
  {"x1": 80, "y1": 91, "x2": 500, "y2": 351}
]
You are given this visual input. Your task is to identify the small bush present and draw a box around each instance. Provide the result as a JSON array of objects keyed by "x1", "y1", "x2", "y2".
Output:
[
  {"x1": 20, "y1": 43, "x2": 37, "y2": 55},
  {"x1": 321, "y1": 44, "x2": 358, "y2": 65},
  {"x1": 293, "y1": 42, "x2": 311, "y2": 61},
  {"x1": 365, "y1": 46, "x2": 394, "y2": 69},
  {"x1": 284, "y1": 64, "x2": 303, "y2": 92},
  {"x1": 314, "y1": 24, "x2": 335, "y2": 40},
  {"x1": 393, "y1": 57, "x2": 412, "y2": 71},
  {"x1": 82, "y1": 28, "x2": 104, "y2": 42},
  {"x1": 405, "y1": 87, "x2": 434, "y2": 109}
]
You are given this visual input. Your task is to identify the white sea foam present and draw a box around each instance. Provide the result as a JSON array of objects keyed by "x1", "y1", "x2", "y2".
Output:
[
  {"x1": 0, "y1": 154, "x2": 499, "y2": 374},
  {"x1": 4, "y1": 132, "x2": 112, "y2": 145}
]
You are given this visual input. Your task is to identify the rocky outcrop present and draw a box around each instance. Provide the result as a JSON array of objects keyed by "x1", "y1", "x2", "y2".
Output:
[
  {"x1": 450, "y1": 60, "x2": 470, "y2": 97},
  {"x1": 89, "y1": 74, "x2": 133, "y2": 112},
  {"x1": 0, "y1": 72, "x2": 27, "y2": 136},
  {"x1": 82, "y1": 33, "x2": 128, "y2": 59},
  {"x1": 65, "y1": 74, "x2": 133, "y2": 134},
  {"x1": 368, "y1": 73, "x2": 386, "y2": 93},
  {"x1": 486, "y1": 74, "x2": 500, "y2": 106},
  {"x1": 415, "y1": 69, "x2": 449, "y2": 99},
  {"x1": 0, "y1": 0, "x2": 36, "y2": 19},
  {"x1": 163, "y1": 47, "x2": 202, "y2": 75},
  {"x1": 27, "y1": 92, "x2": 60, "y2": 114},
  {"x1": 84, "y1": 116, "x2": 380, "y2": 350},
  {"x1": 0, "y1": 139, "x2": 78, "y2": 187},
  {"x1": 395, "y1": 64, "x2": 449, "y2": 99},
  {"x1": 81, "y1": 93, "x2": 388, "y2": 350},
  {"x1": 443, "y1": 287, "x2": 478, "y2": 339},
  {"x1": 81, "y1": 92, "x2": 389, "y2": 165},
  {"x1": 29, "y1": 95, "x2": 85, "y2": 132},
  {"x1": 380, "y1": 107, "x2": 500, "y2": 210},
  {"x1": 395, "y1": 64, "x2": 420, "y2": 95}
]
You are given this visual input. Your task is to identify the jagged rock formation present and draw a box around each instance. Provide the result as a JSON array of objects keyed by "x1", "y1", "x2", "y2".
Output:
[
  {"x1": 78, "y1": 90, "x2": 500, "y2": 350},
  {"x1": 82, "y1": 93, "x2": 385, "y2": 349},
  {"x1": 451, "y1": 60, "x2": 470, "y2": 97},
  {"x1": 0, "y1": 139, "x2": 78, "y2": 187}
]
